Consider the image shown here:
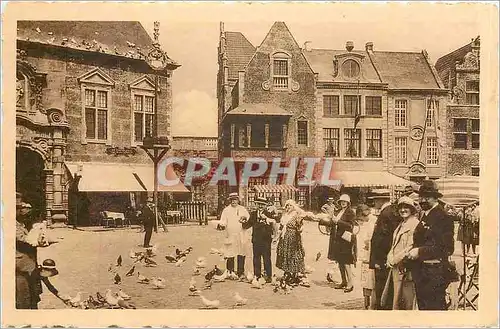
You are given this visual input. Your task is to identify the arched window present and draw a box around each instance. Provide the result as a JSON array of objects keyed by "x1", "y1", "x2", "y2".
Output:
[
  {"x1": 341, "y1": 59, "x2": 360, "y2": 78},
  {"x1": 271, "y1": 51, "x2": 291, "y2": 90}
]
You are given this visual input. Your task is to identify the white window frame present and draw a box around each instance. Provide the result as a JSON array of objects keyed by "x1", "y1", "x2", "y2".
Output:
[
  {"x1": 344, "y1": 128, "x2": 362, "y2": 158},
  {"x1": 81, "y1": 86, "x2": 112, "y2": 144},
  {"x1": 297, "y1": 120, "x2": 309, "y2": 147},
  {"x1": 453, "y1": 118, "x2": 468, "y2": 149},
  {"x1": 426, "y1": 99, "x2": 439, "y2": 127},
  {"x1": 78, "y1": 68, "x2": 115, "y2": 145},
  {"x1": 394, "y1": 137, "x2": 407, "y2": 165},
  {"x1": 426, "y1": 137, "x2": 439, "y2": 165},
  {"x1": 323, "y1": 128, "x2": 340, "y2": 157},
  {"x1": 365, "y1": 128, "x2": 382, "y2": 158},
  {"x1": 270, "y1": 51, "x2": 292, "y2": 91},
  {"x1": 465, "y1": 80, "x2": 479, "y2": 105},
  {"x1": 132, "y1": 92, "x2": 156, "y2": 145},
  {"x1": 471, "y1": 118, "x2": 480, "y2": 150},
  {"x1": 394, "y1": 99, "x2": 408, "y2": 128}
]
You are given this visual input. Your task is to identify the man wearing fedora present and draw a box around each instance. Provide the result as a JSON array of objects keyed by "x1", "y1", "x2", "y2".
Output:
[
  {"x1": 138, "y1": 196, "x2": 155, "y2": 247},
  {"x1": 246, "y1": 196, "x2": 277, "y2": 282},
  {"x1": 407, "y1": 179, "x2": 455, "y2": 310},
  {"x1": 369, "y1": 185, "x2": 414, "y2": 309}
]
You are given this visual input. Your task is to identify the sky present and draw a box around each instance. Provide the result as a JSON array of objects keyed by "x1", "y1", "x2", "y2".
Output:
[{"x1": 140, "y1": 3, "x2": 484, "y2": 138}]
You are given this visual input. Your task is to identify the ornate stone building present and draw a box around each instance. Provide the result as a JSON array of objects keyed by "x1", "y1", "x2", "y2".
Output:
[
  {"x1": 16, "y1": 21, "x2": 180, "y2": 225},
  {"x1": 217, "y1": 21, "x2": 448, "y2": 209},
  {"x1": 435, "y1": 37, "x2": 480, "y2": 176}
]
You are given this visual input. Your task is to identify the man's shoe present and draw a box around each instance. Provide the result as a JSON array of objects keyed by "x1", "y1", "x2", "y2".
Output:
[
  {"x1": 265, "y1": 276, "x2": 272, "y2": 284},
  {"x1": 343, "y1": 286, "x2": 354, "y2": 293},
  {"x1": 326, "y1": 273, "x2": 334, "y2": 283},
  {"x1": 333, "y1": 282, "x2": 347, "y2": 289}
]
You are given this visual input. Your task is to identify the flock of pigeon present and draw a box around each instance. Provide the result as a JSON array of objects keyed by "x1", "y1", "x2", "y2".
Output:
[{"x1": 57, "y1": 243, "x2": 321, "y2": 310}]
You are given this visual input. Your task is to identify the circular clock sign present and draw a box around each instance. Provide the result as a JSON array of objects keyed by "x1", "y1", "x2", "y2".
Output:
[{"x1": 410, "y1": 125, "x2": 425, "y2": 141}]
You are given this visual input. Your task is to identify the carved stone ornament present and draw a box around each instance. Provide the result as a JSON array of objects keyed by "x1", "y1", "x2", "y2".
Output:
[
  {"x1": 332, "y1": 58, "x2": 339, "y2": 78},
  {"x1": 47, "y1": 108, "x2": 65, "y2": 124},
  {"x1": 32, "y1": 137, "x2": 50, "y2": 151},
  {"x1": 410, "y1": 126, "x2": 425, "y2": 141},
  {"x1": 16, "y1": 78, "x2": 25, "y2": 107},
  {"x1": 452, "y1": 86, "x2": 465, "y2": 103},
  {"x1": 457, "y1": 51, "x2": 479, "y2": 70},
  {"x1": 262, "y1": 79, "x2": 271, "y2": 91},
  {"x1": 291, "y1": 79, "x2": 300, "y2": 92}
]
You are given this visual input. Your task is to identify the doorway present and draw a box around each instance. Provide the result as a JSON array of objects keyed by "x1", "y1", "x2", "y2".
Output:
[{"x1": 16, "y1": 147, "x2": 46, "y2": 222}]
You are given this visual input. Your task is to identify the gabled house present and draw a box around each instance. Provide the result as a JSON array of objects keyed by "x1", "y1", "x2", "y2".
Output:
[
  {"x1": 217, "y1": 22, "x2": 317, "y2": 207},
  {"x1": 435, "y1": 37, "x2": 480, "y2": 177}
]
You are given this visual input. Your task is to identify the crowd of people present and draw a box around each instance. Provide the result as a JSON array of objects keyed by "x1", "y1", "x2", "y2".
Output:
[
  {"x1": 214, "y1": 179, "x2": 460, "y2": 311},
  {"x1": 319, "y1": 179, "x2": 459, "y2": 310}
]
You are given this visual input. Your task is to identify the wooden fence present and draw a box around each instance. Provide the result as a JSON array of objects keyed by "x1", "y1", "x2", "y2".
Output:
[{"x1": 177, "y1": 201, "x2": 208, "y2": 224}]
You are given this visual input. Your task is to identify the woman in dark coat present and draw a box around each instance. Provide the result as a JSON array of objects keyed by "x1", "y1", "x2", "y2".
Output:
[{"x1": 327, "y1": 194, "x2": 356, "y2": 293}]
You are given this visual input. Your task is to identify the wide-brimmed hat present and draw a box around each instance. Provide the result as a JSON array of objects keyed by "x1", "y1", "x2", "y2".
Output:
[
  {"x1": 227, "y1": 192, "x2": 239, "y2": 200},
  {"x1": 417, "y1": 180, "x2": 443, "y2": 198},
  {"x1": 397, "y1": 196, "x2": 417, "y2": 211},
  {"x1": 39, "y1": 259, "x2": 59, "y2": 277},
  {"x1": 254, "y1": 196, "x2": 268, "y2": 205},
  {"x1": 338, "y1": 194, "x2": 351, "y2": 204}
]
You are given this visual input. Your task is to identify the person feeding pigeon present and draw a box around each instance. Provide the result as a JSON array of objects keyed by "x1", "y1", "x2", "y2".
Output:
[{"x1": 219, "y1": 192, "x2": 250, "y2": 279}]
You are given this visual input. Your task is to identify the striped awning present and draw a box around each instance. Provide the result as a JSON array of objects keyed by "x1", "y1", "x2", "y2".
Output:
[
  {"x1": 253, "y1": 184, "x2": 298, "y2": 193},
  {"x1": 435, "y1": 175, "x2": 479, "y2": 206},
  {"x1": 328, "y1": 171, "x2": 413, "y2": 188}
]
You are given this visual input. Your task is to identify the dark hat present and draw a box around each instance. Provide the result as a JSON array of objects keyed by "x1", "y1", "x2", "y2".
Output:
[
  {"x1": 40, "y1": 259, "x2": 59, "y2": 277},
  {"x1": 254, "y1": 196, "x2": 268, "y2": 205},
  {"x1": 417, "y1": 180, "x2": 443, "y2": 198}
]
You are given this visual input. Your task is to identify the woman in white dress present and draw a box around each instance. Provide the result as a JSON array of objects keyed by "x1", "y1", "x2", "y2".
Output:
[{"x1": 219, "y1": 192, "x2": 250, "y2": 279}]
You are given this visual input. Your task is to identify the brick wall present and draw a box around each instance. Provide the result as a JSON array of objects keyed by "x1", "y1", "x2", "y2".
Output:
[
  {"x1": 26, "y1": 49, "x2": 173, "y2": 165},
  {"x1": 242, "y1": 24, "x2": 317, "y2": 158}
]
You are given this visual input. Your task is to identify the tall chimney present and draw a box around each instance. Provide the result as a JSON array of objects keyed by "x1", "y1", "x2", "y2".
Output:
[
  {"x1": 220, "y1": 22, "x2": 224, "y2": 35},
  {"x1": 346, "y1": 41, "x2": 354, "y2": 52},
  {"x1": 365, "y1": 42, "x2": 374, "y2": 52},
  {"x1": 303, "y1": 41, "x2": 312, "y2": 52}
]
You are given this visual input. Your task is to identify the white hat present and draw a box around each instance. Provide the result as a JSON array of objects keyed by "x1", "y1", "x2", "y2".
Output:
[
  {"x1": 338, "y1": 194, "x2": 351, "y2": 204},
  {"x1": 397, "y1": 196, "x2": 417, "y2": 210}
]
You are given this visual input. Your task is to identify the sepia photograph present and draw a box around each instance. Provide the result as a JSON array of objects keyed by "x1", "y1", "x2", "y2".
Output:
[{"x1": 2, "y1": 1, "x2": 499, "y2": 328}]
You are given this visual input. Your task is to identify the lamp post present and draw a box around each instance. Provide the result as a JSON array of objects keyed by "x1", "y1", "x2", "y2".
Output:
[{"x1": 140, "y1": 21, "x2": 171, "y2": 233}]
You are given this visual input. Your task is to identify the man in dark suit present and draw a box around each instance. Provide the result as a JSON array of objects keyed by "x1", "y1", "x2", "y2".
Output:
[
  {"x1": 138, "y1": 197, "x2": 155, "y2": 247},
  {"x1": 244, "y1": 196, "x2": 276, "y2": 282},
  {"x1": 369, "y1": 186, "x2": 414, "y2": 309},
  {"x1": 408, "y1": 180, "x2": 455, "y2": 310}
]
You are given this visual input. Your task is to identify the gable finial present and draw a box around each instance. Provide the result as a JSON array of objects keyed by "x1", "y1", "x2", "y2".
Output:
[{"x1": 153, "y1": 21, "x2": 160, "y2": 45}]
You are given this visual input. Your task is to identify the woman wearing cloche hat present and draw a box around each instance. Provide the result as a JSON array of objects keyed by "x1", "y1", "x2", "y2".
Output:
[{"x1": 381, "y1": 196, "x2": 420, "y2": 310}]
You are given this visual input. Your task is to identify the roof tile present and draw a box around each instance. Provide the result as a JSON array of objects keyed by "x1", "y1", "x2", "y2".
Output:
[{"x1": 224, "y1": 31, "x2": 255, "y2": 80}]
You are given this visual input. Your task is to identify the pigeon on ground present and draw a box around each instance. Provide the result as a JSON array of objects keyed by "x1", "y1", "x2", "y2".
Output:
[
  {"x1": 203, "y1": 280, "x2": 213, "y2": 290},
  {"x1": 137, "y1": 272, "x2": 150, "y2": 284},
  {"x1": 117, "y1": 289, "x2": 131, "y2": 301},
  {"x1": 114, "y1": 273, "x2": 121, "y2": 285},
  {"x1": 193, "y1": 267, "x2": 201, "y2": 276},
  {"x1": 96, "y1": 291, "x2": 106, "y2": 304},
  {"x1": 69, "y1": 292, "x2": 83, "y2": 307},
  {"x1": 125, "y1": 266, "x2": 135, "y2": 277},
  {"x1": 105, "y1": 289, "x2": 119, "y2": 307},
  {"x1": 233, "y1": 292, "x2": 248, "y2": 306},
  {"x1": 175, "y1": 248, "x2": 187, "y2": 259},
  {"x1": 209, "y1": 248, "x2": 220, "y2": 255},
  {"x1": 196, "y1": 258, "x2": 207, "y2": 268},
  {"x1": 251, "y1": 278, "x2": 263, "y2": 289},
  {"x1": 315, "y1": 252, "x2": 322, "y2": 262},
  {"x1": 200, "y1": 295, "x2": 220, "y2": 309},
  {"x1": 117, "y1": 296, "x2": 136, "y2": 309},
  {"x1": 175, "y1": 256, "x2": 187, "y2": 267},
  {"x1": 151, "y1": 277, "x2": 166, "y2": 289},
  {"x1": 165, "y1": 255, "x2": 177, "y2": 263},
  {"x1": 214, "y1": 265, "x2": 223, "y2": 276},
  {"x1": 144, "y1": 257, "x2": 158, "y2": 267},
  {"x1": 117, "y1": 255, "x2": 122, "y2": 267}
]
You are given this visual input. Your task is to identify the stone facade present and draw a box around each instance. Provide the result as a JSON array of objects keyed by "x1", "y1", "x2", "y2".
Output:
[
  {"x1": 435, "y1": 37, "x2": 480, "y2": 176},
  {"x1": 16, "y1": 21, "x2": 179, "y2": 223}
]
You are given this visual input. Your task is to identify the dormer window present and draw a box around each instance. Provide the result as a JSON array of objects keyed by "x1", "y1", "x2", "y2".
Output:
[
  {"x1": 271, "y1": 51, "x2": 291, "y2": 90},
  {"x1": 341, "y1": 59, "x2": 360, "y2": 78}
]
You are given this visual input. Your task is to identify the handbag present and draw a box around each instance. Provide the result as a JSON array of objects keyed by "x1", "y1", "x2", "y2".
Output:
[{"x1": 341, "y1": 231, "x2": 352, "y2": 242}]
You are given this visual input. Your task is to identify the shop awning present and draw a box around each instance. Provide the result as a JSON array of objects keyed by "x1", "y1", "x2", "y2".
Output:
[
  {"x1": 253, "y1": 184, "x2": 298, "y2": 193},
  {"x1": 435, "y1": 175, "x2": 479, "y2": 206},
  {"x1": 65, "y1": 162, "x2": 189, "y2": 193},
  {"x1": 327, "y1": 171, "x2": 413, "y2": 188}
]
